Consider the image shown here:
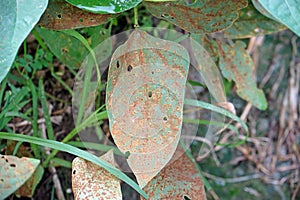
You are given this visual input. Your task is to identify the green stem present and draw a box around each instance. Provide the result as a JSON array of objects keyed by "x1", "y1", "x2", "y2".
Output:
[{"x1": 134, "y1": 6, "x2": 139, "y2": 28}]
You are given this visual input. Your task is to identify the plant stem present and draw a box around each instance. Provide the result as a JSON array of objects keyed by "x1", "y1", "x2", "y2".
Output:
[{"x1": 134, "y1": 6, "x2": 139, "y2": 28}]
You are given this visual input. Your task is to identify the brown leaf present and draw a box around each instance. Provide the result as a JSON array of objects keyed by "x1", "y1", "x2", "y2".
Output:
[
  {"x1": 38, "y1": 0, "x2": 114, "y2": 30},
  {"x1": 72, "y1": 150, "x2": 122, "y2": 200},
  {"x1": 106, "y1": 30, "x2": 189, "y2": 187}
]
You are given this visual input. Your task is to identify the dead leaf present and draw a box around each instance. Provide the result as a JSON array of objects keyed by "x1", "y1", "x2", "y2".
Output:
[
  {"x1": 142, "y1": 147, "x2": 206, "y2": 200},
  {"x1": 144, "y1": 0, "x2": 248, "y2": 34},
  {"x1": 106, "y1": 29, "x2": 189, "y2": 187},
  {"x1": 0, "y1": 155, "x2": 40, "y2": 199},
  {"x1": 72, "y1": 150, "x2": 122, "y2": 200}
]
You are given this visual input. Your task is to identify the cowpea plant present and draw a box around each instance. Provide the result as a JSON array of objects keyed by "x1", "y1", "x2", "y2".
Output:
[{"x1": 0, "y1": 0, "x2": 299, "y2": 199}]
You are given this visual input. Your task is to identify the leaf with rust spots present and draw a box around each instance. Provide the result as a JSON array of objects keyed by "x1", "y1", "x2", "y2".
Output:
[
  {"x1": 106, "y1": 29, "x2": 189, "y2": 188},
  {"x1": 38, "y1": 0, "x2": 115, "y2": 30},
  {"x1": 190, "y1": 36, "x2": 226, "y2": 103},
  {"x1": 141, "y1": 147, "x2": 206, "y2": 200},
  {"x1": 217, "y1": 40, "x2": 268, "y2": 110},
  {"x1": 72, "y1": 150, "x2": 122, "y2": 200},
  {"x1": 144, "y1": 0, "x2": 248, "y2": 34},
  {"x1": 223, "y1": 2, "x2": 286, "y2": 39},
  {"x1": 0, "y1": 155, "x2": 40, "y2": 199},
  {"x1": 5, "y1": 141, "x2": 44, "y2": 198}
]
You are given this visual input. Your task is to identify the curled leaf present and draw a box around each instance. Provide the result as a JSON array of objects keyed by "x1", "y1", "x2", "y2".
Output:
[
  {"x1": 106, "y1": 30, "x2": 189, "y2": 187},
  {"x1": 0, "y1": 155, "x2": 40, "y2": 199},
  {"x1": 72, "y1": 150, "x2": 122, "y2": 200},
  {"x1": 144, "y1": 0, "x2": 248, "y2": 34},
  {"x1": 217, "y1": 40, "x2": 267, "y2": 110},
  {"x1": 39, "y1": 0, "x2": 114, "y2": 30}
]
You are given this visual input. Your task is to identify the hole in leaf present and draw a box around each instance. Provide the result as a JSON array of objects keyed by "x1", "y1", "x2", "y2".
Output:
[
  {"x1": 0, "y1": 179, "x2": 4, "y2": 182},
  {"x1": 116, "y1": 60, "x2": 120, "y2": 68},
  {"x1": 79, "y1": 18, "x2": 84, "y2": 22},
  {"x1": 90, "y1": 18, "x2": 94, "y2": 21},
  {"x1": 5, "y1": 159, "x2": 8, "y2": 162},
  {"x1": 163, "y1": 116, "x2": 167, "y2": 121},
  {"x1": 127, "y1": 65, "x2": 133, "y2": 72},
  {"x1": 148, "y1": 91, "x2": 152, "y2": 98},
  {"x1": 151, "y1": 71, "x2": 154, "y2": 74},
  {"x1": 57, "y1": 14, "x2": 62, "y2": 19},
  {"x1": 183, "y1": 196, "x2": 191, "y2": 200},
  {"x1": 1, "y1": 155, "x2": 4, "y2": 158},
  {"x1": 72, "y1": 170, "x2": 76, "y2": 175},
  {"x1": 10, "y1": 163, "x2": 16, "y2": 167},
  {"x1": 61, "y1": 48, "x2": 69, "y2": 53}
]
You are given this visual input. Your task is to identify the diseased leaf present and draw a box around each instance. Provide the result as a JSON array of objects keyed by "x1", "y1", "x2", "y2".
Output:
[
  {"x1": 72, "y1": 150, "x2": 122, "y2": 200},
  {"x1": 15, "y1": 165, "x2": 44, "y2": 198},
  {"x1": 142, "y1": 147, "x2": 206, "y2": 200},
  {"x1": 0, "y1": 0, "x2": 48, "y2": 83},
  {"x1": 190, "y1": 36, "x2": 226, "y2": 103},
  {"x1": 5, "y1": 141, "x2": 44, "y2": 198},
  {"x1": 0, "y1": 155, "x2": 40, "y2": 199},
  {"x1": 217, "y1": 40, "x2": 267, "y2": 110},
  {"x1": 38, "y1": 0, "x2": 114, "y2": 30},
  {"x1": 66, "y1": 0, "x2": 142, "y2": 14},
  {"x1": 144, "y1": 0, "x2": 248, "y2": 34},
  {"x1": 106, "y1": 30, "x2": 189, "y2": 187},
  {"x1": 252, "y1": 0, "x2": 300, "y2": 37},
  {"x1": 36, "y1": 26, "x2": 111, "y2": 68},
  {"x1": 223, "y1": 2, "x2": 286, "y2": 39}
]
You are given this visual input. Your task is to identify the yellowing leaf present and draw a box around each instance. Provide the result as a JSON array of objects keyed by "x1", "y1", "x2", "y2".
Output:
[
  {"x1": 106, "y1": 30, "x2": 189, "y2": 187},
  {"x1": 72, "y1": 150, "x2": 122, "y2": 200},
  {"x1": 142, "y1": 147, "x2": 206, "y2": 200},
  {"x1": 0, "y1": 155, "x2": 40, "y2": 199},
  {"x1": 144, "y1": 0, "x2": 248, "y2": 34},
  {"x1": 217, "y1": 40, "x2": 267, "y2": 110}
]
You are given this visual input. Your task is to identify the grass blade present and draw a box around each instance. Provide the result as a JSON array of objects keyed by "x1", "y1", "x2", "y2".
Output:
[{"x1": 0, "y1": 132, "x2": 148, "y2": 199}]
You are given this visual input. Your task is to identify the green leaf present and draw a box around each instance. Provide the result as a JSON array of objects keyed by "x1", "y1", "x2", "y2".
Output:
[
  {"x1": 106, "y1": 29, "x2": 189, "y2": 187},
  {"x1": 144, "y1": 0, "x2": 248, "y2": 33},
  {"x1": 0, "y1": 155, "x2": 40, "y2": 199},
  {"x1": 216, "y1": 41, "x2": 268, "y2": 110},
  {"x1": 223, "y1": 2, "x2": 286, "y2": 39},
  {"x1": 66, "y1": 0, "x2": 142, "y2": 14},
  {"x1": 39, "y1": 0, "x2": 115, "y2": 30},
  {"x1": 253, "y1": 0, "x2": 300, "y2": 36},
  {"x1": 0, "y1": 133, "x2": 148, "y2": 199},
  {"x1": 0, "y1": 0, "x2": 48, "y2": 83}
]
